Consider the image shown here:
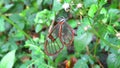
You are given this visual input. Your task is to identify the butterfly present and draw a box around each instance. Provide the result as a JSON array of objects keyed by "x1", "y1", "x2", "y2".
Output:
[{"x1": 44, "y1": 17, "x2": 74, "y2": 56}]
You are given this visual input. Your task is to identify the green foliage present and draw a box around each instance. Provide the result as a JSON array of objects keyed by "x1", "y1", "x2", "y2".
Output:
[
  {"x1": 0, "y1": 50, "x2": 16, "y2": 68},
  {"x1": 0, "y1": 0, "x2": 120, "y2": 68},
  {"x1": 52, "y1": 0, "x2": 62, "y2": 12},
  {"x1": 74, "y1": 59, "x2": 88, "y2": 68},
  {"x1": 83, "y1": 0, "x2": 98, "y2": 8},
  {"x1": 68, "y1": 19, "x2": 77, "y2": 28},
  {"x1": 34, "y1": 9, "x2": 55, "y2": 33},
  {"x1": 107, "y1": 53, "x2": 120, "y2": 68},
  {"x1": 88, "y1": 4, "x2": 98, "y2": 17},
  {"x1": 0, "y1": 17, "x2": 5, "y2": 32},
  {"x1": 74, "y1": 32, "x2": 92, "y2": 53}
]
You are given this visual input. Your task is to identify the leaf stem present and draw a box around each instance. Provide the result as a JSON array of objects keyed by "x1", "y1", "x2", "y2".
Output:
[
  {"x1": 0, "y1": 14, "x2": 34, "y2": 44},
  {"x1": 87, "y1": 17, "x2": 120, "y2": 50}
]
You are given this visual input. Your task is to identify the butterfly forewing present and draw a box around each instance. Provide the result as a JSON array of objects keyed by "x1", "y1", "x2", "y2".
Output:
[
  {"x1": 44, "y1": 24, "x2": 64, "y2": 56},
  {"x1": 59, "y1": 22, "x2": 74, "y2": 46}
]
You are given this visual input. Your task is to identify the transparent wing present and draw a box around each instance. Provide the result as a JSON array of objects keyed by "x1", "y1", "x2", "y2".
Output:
[
  {"x1": 59, "y1": 22, "x2": 74, "y2": 46},
  {"x1": 44, "y1": 24, "x2": 64, "y2": 56}
]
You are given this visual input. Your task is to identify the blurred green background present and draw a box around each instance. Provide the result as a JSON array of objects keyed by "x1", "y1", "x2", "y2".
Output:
[{"x1": 0, "y1": 0, "x2": 120, "y2": 68}]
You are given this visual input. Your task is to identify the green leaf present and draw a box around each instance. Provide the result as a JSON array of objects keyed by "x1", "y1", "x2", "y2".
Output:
[
  {"x1": 99, "y1": 0, "x2": 107, "y2": 7},
  {"x1": 83, "y1": 0, "x2": 98, "y2": 8},
  {"x1": 0, "y1": 4, "x2": 14, "y2": 13},
  {"x1": 99, "y1": 8, "x2": 107, "y2": 23},
  {"x1": 74, "y1": 32, "x2": 93, "y2": 53},
  {"x1": 8, "y1": 3, "x2": 24, "y2": 13},
  {"x1": 9, "y1": 14, "x2": 25, "y2": 29},
  {"x1": 107, "y1": 25, "x2": 116, "y2": 34},
  {"x1": 81, "y1": 17, "x2": 91, "y2": 25},
  {"x1": 39, "y1": 33, "x2": 45, "y2": 43},
  {"x1": 74, "y1": 59, "x2": 88, "y2": 68},
  {"x1": 0, "y1": 0, "x2": 3, "y2": 7},
  {"x1": 37, "y1": 0, "x2": 43, "y2": 7},
  {"x1": 107, "y1": 53, "x2": 120, "y2": 68},
  {"x1": 34, "y1": 9, "x2": 55, "y2": 26},
  {"x1": 19, "y1": 61, "x2": 32, "y2": 68},
  {"x1": 0, "y1": 42, "x2": 9, "y2": 53},
  {"x1": 64, "y1": 0, "x2": 71, "y2": 3},
  {"x1": 76, "y1": 26, "x2": 85, "y2": 36},
  {"x1": 100, "y1": 34, "x2": 120, "y2": 51},
  {"x1": 0, "y1": 50, "x2": 16, "y2": 68},
  {"x1": 43, "y1": 0, "x2": 52, "y2": 6},
  {"x1": 94, "y1": 22, "x2": 107, "y2": 37},
  {"x1": 20, "y1": 8, "x2": 36, "y2": 29},
  {"x1": 48, "y1": 12, "x2": 55, "y2": 20},
  {"x1": 93, "y1": 64, "x2": 100, "y2": 68},
  {"x1": 0, "y1": 17, "x2": 5, "y2": 32},
  {"x1": 55, "y1": 49, "x2": 67, "y2": 66},
  {"x1": 88, "y1": 4, "x2": 98, "y2": 18},
  {"x1": 108, "y1": 9, "x2": 120, "y2": 23},
  {"x1": 100, "y1": 8, "x2": 107, "y2": 15},
  {"x1": 108, "y1": 9, "x2": 120, "y2": 16},
  {"x1": 68, "y1": 19, "x2": 77, "y2": 28},
  {"x1": 76, "y1": 17, "x2": 91, "y2": 35},
  {"x1": 81, "y1": 54, "x2": 94, "y2": 64},
  {"x1": 52, "y1": 0, "x2": 62, "y2": 12},
  {"x1": 109, "y1": 0, "x2": 119, "y2": 8},
  {"x1": 14, "y1": 31, "x2": 25, "y2": 41},
  {"x1": 35, "y1": 24, "x2": 42, "y2": 33}
]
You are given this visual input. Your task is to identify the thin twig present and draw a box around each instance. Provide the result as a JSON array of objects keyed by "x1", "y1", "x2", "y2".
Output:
[
  {"x1": 94, "y1": 56, "x2": 104, "y2": 68},
  {"x1": 86, "y1": 46, "x2": 90, "y2": 55},
  {"x1": 48, "y1": 20, "x2": 55, "y2": 33}
]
